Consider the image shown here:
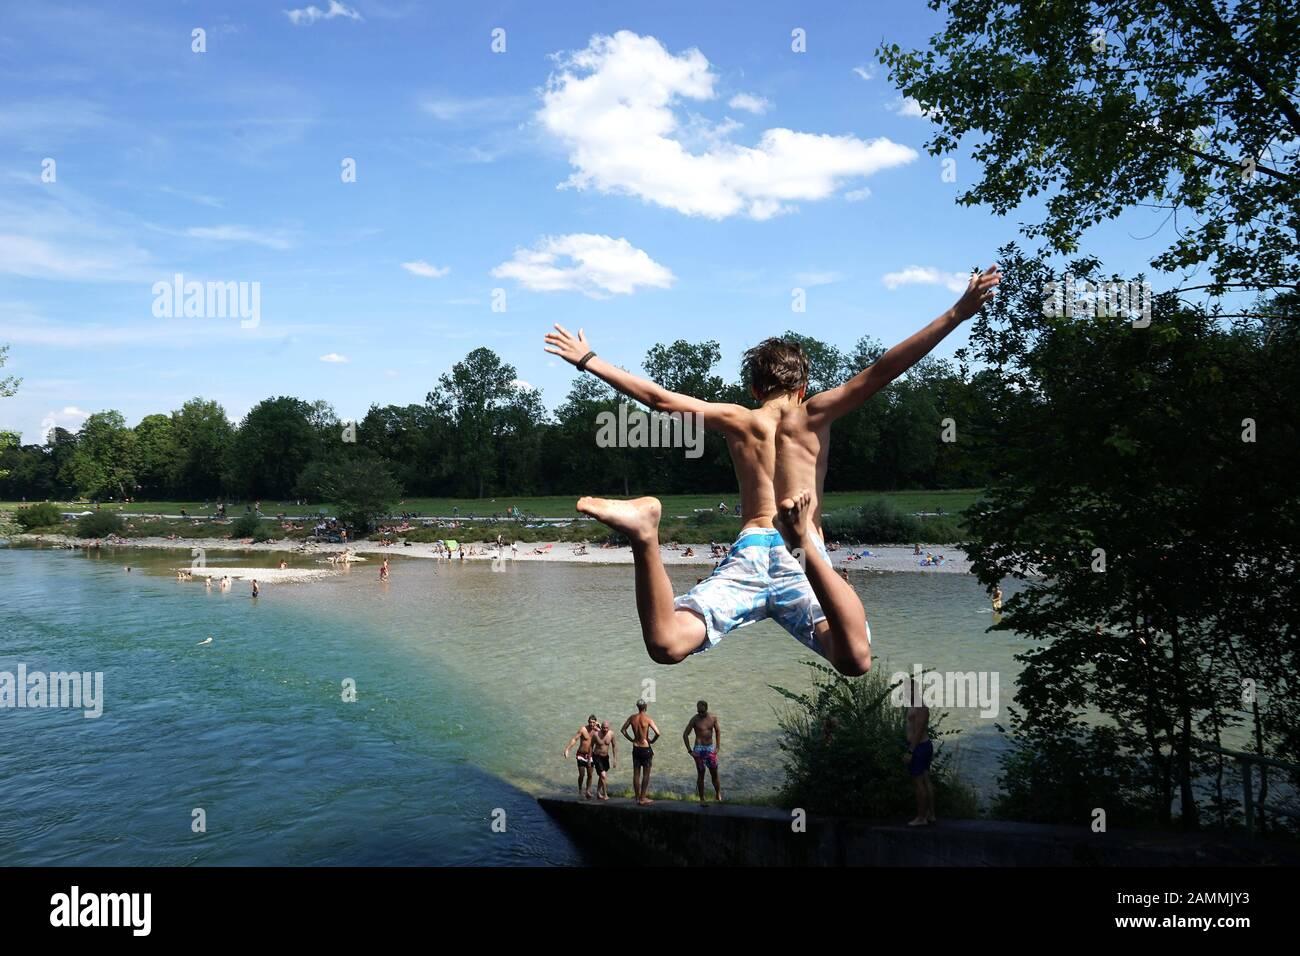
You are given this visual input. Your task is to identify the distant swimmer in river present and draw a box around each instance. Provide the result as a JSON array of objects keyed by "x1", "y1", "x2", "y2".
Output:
[
  {"x1": 251, "y1": 579, "x2": 260, "y2": 598},
  {"x1": 992, "y1": 585, "x2": 1003, "y2": 612},
  {"x1": 380, "y1": 558, "x2": 389, "y2": 581}
]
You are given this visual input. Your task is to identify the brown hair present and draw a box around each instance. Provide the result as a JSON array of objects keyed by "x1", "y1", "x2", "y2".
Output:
[{"x1": 742, "y1": 338, "x2": 809, "y2": 399}]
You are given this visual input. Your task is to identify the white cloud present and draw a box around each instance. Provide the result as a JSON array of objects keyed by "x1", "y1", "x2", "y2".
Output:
[
  {"x1": 39, "y1": 405, "x2": 90, "y2": 440},
  {"x1": 0, "y1": 233, "x2": 151, "y2": 282},
  {"x1": 491, "y1": 234, "x2": 674, "y2": 298},
  {"x1": 882, "y1": 266, "x2": 971, "y2": 294},
  {"x1": 319, "y1": 353, "x2": 349, "y2": 363},
  {"x1": 384, "y1": 369, "x2": 400, "y2": 378},
  {"x1": 510, "y1": 378, "x2": 535, "y2": 391},
  {"x1": 853, "y1": 66, "x2": 875, "y2": 81},
  {"x1": 891, "y1": 96, "x2": 931, "y2": 119},
  {"x1": 401, "y1": 260, "x2": 450, "y2": 278},
  {"x1": 0, "y1": 101, "x2": 109, "y2": 142},
  {"x1": 286, "y1": 1, "x2": 362, "y2": 26},
  {"x1": 538, "y1": 31, "x2": 917, "y2": 220},
  {"x1": 728, "y1": 93, "x2": 770, "y2": 114},
  {"x1": 160, "y1": 186, "x2": 224, "y2": 208},
  {"x1": 185, "y1": 225, "x2": 293, "y2": 250},
  {"x1": 419, "y1": 94, "x2": 529, "y2": 122},
  {"x1": 844, "y1": 187, "x2": 872, "y2": 202},
  {"x1": 795, "y1": 271, "x2": 844, "y2": 287},
  {"x1": 0, "y1": 312, "x2": 304, "y2": 348}
]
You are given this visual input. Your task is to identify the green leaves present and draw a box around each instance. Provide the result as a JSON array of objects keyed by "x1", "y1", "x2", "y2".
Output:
[
  {"x1": 878, "y1": 0, "x2": 1300, "y2": 301},
  {"x1": 963, "y1": 245, "x2": 1300, "y2": 828}
]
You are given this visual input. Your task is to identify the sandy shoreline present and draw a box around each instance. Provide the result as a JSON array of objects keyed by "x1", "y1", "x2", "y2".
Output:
[{"x1": 14, "y1": 532, "x2": 973, "y2": 575}]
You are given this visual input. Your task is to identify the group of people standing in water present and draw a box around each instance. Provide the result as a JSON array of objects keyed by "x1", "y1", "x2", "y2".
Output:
[{"x1": 563, "y1": 698, "x2": 723, "y2": 806}]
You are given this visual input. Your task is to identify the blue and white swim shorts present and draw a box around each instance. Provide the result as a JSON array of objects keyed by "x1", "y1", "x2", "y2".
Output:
[{"x1": 675, "y1": 527, "x2": 871, "y2": 659}]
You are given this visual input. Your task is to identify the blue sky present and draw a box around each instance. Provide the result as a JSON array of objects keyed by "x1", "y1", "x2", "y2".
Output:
[{"x1": 1, "y1": 0, "x2": 1170, "y2": 443}]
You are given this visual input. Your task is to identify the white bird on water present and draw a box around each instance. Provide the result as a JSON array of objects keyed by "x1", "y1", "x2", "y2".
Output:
[{"x1": 196, "y1": 636, "x2": 213, "y2": 646}]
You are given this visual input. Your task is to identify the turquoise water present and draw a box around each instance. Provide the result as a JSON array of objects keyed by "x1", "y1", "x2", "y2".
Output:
[
  {"x1": 0, "y1": 543, "x2": 1025, "y2": 865},
  {"x1": 0, "y1": 545, "x2": 588, "y2": 865}
]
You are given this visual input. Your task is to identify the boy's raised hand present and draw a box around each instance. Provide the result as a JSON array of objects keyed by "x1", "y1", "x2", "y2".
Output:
[
  {"x1": 543, "y1": 324, "x2": 592, "y2": 367},
  {"x1": 953, "y1": 264, "x2": 1002, "y2": 321}
]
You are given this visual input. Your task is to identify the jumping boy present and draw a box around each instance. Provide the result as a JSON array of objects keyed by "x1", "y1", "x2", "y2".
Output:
[{"x1": 543, "y1": 265, "x2": 1000, "y2": 675}]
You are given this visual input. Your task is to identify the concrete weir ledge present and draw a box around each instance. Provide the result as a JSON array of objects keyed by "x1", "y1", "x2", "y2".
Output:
[{"x1": 538, "y1": 795, "x2": 1300, "y2": 866}]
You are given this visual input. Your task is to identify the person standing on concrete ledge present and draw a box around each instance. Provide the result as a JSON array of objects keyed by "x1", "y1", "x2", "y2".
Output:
[
  {"x1": 903, "y1": 677, "x2": 935, "y2": 826},
  {"x1": 563, "y1": 715, "x2": 599, "y2": 800},
  {"x1": 590, "y1": 720, "x2": 617, "y2": 801},
  {"x1": 621, "y1": 699, "x2": 660, "y2": 806},
  {"x1": 684, "y1": 700, "x2": 723, "y2": 804}
]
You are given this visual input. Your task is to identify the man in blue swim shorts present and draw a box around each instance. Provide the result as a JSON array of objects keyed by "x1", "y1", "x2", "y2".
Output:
[
  {"x1": 543, "y1": 265, "x2": 1000, "y2": 675},
  {"x1": 904, "y1": 676, "x2": 936, "y2": 826}
]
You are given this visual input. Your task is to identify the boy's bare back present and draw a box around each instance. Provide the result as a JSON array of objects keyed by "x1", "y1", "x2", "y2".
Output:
[{"x1": 719, "y1": 400, "x2": 830, "y2": 534}]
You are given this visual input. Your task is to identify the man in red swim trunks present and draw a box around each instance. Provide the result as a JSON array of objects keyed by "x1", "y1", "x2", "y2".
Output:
[{"x1": 684, "y1": 700, "x2": 722, "y2": 804}]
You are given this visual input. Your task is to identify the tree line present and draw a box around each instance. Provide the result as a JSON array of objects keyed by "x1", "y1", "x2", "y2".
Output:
[{"x1": 0, "y1": 336, "x2": 999, "y2": 504}]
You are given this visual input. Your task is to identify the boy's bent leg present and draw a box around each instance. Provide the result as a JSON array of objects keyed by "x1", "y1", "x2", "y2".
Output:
[
  {"x1": 576, "y1": 496, "x2": 707, "y2": 664},
  {"x1": 775, "y1": 490, "x2": 872, "y2": 676}
]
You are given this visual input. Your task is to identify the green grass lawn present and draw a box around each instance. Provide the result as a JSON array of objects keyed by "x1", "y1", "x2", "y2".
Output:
[{"x1": 2, "y1": 489, "x2": 981, "y2": 519}]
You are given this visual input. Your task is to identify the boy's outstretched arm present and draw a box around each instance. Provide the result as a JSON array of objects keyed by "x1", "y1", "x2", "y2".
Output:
[
  {"x1": 544, "y1": 324, "x2": 747, "y2": 433},
  {"x1": 806, "y1": 265, "x2": 1001, "y2": 424}
]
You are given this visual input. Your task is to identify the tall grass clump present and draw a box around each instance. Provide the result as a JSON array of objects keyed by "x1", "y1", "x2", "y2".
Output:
[{"x1": 770, "y1": 662, "x2": 978, "y2": 818}]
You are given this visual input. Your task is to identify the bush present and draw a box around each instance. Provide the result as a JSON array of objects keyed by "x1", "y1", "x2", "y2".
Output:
[
  {"x1": 693, "y1": 509, "x2": 719, "y2": 526},
  {"x1": 771, "y1": 662, "x2": 978, "y2": 819},
  {"x1": 230, "y1": 512, "x2": 265, "y2": 539},
  {"x1": 15, "y1": 502, "x2": 63, "y2": 530},
  {"x1": 919, "y1": 515, "x2": 965, "y2": 543},
  {"x1": 75, "y1": 511, "x2": 125, "y2": 538},
  {"x1": 991, "y1": 723, "x2": 1159, "y2": 827},
  {"x1": 822, "y1": 499, "x2": 924, "y2": 544}
]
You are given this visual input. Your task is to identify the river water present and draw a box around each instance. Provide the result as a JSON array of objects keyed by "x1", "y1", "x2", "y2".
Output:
[{"x1": 0, "y1": 543, "x2": 1023, "y2": 865}]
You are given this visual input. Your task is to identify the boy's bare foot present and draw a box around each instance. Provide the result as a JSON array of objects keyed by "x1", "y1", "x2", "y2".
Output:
[
  {"x1": 576, "y1": 496, "x2": 662, "y2": 544},
  {"x1": 907, "y1": 817, "x2": 928, "y2": 827},
  {"x1": 774, "y1": 490, "x2": 814, "y2": 553}
]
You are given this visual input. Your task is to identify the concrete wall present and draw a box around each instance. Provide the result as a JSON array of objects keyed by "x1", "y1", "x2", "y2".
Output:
[{"x1": 539, "y1": 796, "x2": 1299, "y2": 866}]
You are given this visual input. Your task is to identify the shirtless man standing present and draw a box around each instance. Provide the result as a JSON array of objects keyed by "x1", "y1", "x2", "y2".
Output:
[
  {"x1": 620, "y1": 699, "x2": 661, "y2": 806},
  {"x1": 903, "y1": 676, "x2": 936, "y2": 826},
  {"x1": 684, "y1": 700, "x2": 722, "y2": 804},
  {"x1": 590, "y1": 720, "x2": 617, "y2": 801},
  {"x1": 563, "y1": 715, "x2": 599, "y2": 800}
]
